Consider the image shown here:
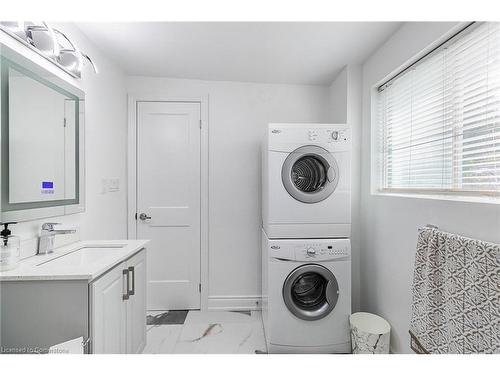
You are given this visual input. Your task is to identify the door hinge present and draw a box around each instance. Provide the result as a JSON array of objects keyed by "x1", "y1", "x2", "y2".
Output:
[
  {"x1": 199, "y1": 283, "x2": 201, "y2": 293},
  {"x1": 199, "y1": 119, "x2": 202, "y2": 129},
  {"x1": 63, "y1": 118, "x2": 67, "y2": 127},
  {"x1": 134, "y1": 213, "x2": 137, "y2": 220}
]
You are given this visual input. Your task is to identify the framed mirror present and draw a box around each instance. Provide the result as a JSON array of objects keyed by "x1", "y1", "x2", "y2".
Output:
[{"x1": 0, "y1": 43, "x2": 85, "y2": 222}]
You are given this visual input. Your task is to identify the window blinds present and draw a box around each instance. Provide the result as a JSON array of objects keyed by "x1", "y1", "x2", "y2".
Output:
[{"x1": 378, "y1": 22, "x2": 500, "y2": 194}]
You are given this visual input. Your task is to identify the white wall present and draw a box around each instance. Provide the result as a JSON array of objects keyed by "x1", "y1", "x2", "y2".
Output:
[
  {"x1": 360, "y1": 22, "x2": 500, "y2": 353},
  {"x1": 345, "y1": 65, "x2": 363, "y2": 313},
  {"x1": 328, "y1": 68, "x2": 347, "y2": 123},
  {"x1": 327, "y1": 66, "x2": 363, "y2": 312},
  {"x1": 127, "y1": 76, "x2": 331, "y2": 309},
  {"x1": 1, "y1": 23, "x2": 128, "y2": 257}
]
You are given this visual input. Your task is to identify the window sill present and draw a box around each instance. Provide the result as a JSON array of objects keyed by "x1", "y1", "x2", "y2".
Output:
[{"x1": 371, "y1": 190, "x2": 500, "y2": 205}]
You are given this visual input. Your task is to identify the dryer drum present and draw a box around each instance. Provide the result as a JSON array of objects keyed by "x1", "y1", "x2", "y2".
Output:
[
  {"x1": 281, "y1": 145, "x2": 340, "y2": 204},
  {"x1": 291, "y1": 155, "x2": 327, "y2": 193}
]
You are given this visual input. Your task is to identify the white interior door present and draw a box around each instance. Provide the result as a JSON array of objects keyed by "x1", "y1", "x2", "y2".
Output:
[{"x1": 136, "y1": 101, "x2": 201, "y2": 311}]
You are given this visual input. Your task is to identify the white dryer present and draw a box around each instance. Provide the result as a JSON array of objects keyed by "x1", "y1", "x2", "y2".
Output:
[
  {"x1": 261, "y1": 230, "x2": 351, "y2": 353},
  {"x1": 262, "y1": 123, "x2": 351, "y2": 239}
]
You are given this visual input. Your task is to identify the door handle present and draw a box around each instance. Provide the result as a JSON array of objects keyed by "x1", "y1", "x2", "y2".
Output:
[
  {"x1": 138, "y1": 213, "x2": 151, "y2": 221},
  {"x1": 327, "y1": 167, "x2": 335, "y2": 182},
  {"x1": 123, "y1": 269, "x2": 130, "y2": 300},
  {"x1": 128, "y1": 266, "x2": 135, "y2": 296}
]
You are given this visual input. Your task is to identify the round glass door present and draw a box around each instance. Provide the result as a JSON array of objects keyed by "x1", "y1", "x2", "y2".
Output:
[
  {"x1": 282, "y1": 145, "x2": 339, "y2": 203},
  {"x1": 282, "y1": 264, "x2": 339, "y2": 321}
]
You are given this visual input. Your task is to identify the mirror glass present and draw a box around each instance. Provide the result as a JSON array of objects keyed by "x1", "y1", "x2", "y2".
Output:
[
  {"x1": 8, "y1": 67, "x2": 78, "y2": 204},
  {"x1": 1, "y1": 45, "x2": 84, "y2": 221}
]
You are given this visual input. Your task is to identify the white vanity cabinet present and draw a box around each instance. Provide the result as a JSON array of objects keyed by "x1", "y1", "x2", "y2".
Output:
[
  {"x1": 0, "y1": 243, "x2": 148, "y2": 354},
  {"x1": 126, "y1": 250, "x2": 147, "y2": 353},
  {"x1": 90, "y1": 249, "x2": 147, "y2": 354},
  {"x1": 90, "y1": 264, "x2": 127, "y2": 353}
]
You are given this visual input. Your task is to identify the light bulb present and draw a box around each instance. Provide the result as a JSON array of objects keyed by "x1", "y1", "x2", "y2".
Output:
[
  {"x1": 16, "y1": 21, "x2": 25, "y2": 33},
  {"x1": 46, "y1": 23, "x2": 60, "y2": 57},
  {"x1": 74, "y1": 44, "x2": 84, "y2": 73}
]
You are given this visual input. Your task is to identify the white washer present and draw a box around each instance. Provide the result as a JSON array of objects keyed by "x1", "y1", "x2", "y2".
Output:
[
  {"x1": 262, "y1": 123, "x2": 351, "y2": 239},
  {"x1": 262, "y1": 230, "x2": 351, "y2": 353}
]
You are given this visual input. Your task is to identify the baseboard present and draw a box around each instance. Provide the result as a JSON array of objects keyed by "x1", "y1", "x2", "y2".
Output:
[{"x1": 207, "y1": 295, "x2": 262, "y2": 311}]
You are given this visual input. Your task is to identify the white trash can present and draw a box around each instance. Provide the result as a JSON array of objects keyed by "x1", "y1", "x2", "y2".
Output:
[{"x1": 350, "y1": 312, "x2": 391, "y2": 354}]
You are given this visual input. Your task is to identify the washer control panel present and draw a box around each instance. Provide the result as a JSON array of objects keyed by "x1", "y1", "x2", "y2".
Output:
[
  {"x1": 267, "y1": 238, "x2": 350, "y2": 262},
  {"x1": 295, "y1": 242, "x2": 350, "y2": 261},
  {"x1": 307, "y1": 129, "x2": 319, "y2": 141}
]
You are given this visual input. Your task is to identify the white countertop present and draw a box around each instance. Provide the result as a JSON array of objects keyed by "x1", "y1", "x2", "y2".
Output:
[{"x1": 0, "y1": 240, "x2": 149, "y2": 282}]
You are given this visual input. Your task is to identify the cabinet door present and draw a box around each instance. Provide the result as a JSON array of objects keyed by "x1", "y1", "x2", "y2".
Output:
[
  {"x1": 126, "y1": 249, "x2": 147, "y2": 353},
  {"x1": 91, "y1": 264, "x2": 127, "y2": 354}
]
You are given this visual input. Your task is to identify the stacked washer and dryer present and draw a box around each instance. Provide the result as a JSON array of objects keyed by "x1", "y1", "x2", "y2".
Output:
[{"x1": 261, "y1": 123, "x2": 352, "y2": 353}]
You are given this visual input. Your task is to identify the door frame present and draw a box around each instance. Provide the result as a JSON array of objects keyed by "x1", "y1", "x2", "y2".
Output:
[{"x1": 127, "y1": 93, "x2": 209, "y2": 311}]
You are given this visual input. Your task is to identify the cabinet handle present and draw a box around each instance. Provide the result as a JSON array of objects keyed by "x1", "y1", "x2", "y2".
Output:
[
  {"x1": 82, "y1": 337, "x2": 91, "y2": 354},
  {"x1": 123, "y1": 269, "x2": 130, "y2": 300},
  {"x1": 128, "y1": 266, "x2": 135, "y2": 296}
]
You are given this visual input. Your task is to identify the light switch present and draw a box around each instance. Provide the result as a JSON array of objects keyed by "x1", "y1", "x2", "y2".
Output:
[{"x1": 108, "y1": 178, "x2": 120, "y2": 193}]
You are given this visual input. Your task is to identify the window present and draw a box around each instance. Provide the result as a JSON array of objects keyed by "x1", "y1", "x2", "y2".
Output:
[{"x1": 378, "y1": 22, "x2": 500, "y2": 196}]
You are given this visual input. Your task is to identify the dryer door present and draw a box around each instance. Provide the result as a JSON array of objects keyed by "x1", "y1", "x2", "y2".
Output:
[
  {"x1": 282, "y1": 264, "x2": 339, "y2": 321},
  {"x1": 281, "y1": 145, "x2": 339, "y2": 203}
]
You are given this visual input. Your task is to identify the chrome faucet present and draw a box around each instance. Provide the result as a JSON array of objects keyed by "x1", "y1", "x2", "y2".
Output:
[{"x1": 37, "y1": 223, "x2": 77, "y2": 255}]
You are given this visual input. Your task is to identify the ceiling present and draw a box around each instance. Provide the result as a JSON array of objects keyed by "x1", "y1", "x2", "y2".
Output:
[{"x1": 76, "y1": 22, "x2": 402, "y2": 85}]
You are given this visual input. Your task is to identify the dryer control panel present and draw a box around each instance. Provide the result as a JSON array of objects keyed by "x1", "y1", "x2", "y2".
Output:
[
  {"x1": 268, "y1": 123, "x2": 351, "y2": 153},
  {"x1": 267, "y1": 237, "x2": 350, "y2": 262},
  {"x1": 307, "y1": 128, "x2": 349, "y2": 144}
]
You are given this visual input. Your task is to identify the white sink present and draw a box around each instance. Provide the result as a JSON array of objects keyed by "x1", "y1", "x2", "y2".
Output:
[{"x1": 37, "y1": 245, "x2": 125, "y2": 268}]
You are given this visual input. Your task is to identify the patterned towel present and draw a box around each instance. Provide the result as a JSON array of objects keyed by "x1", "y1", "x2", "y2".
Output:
[{"x1": 409, "y1": 227, "x2": 500, "y2": 354}]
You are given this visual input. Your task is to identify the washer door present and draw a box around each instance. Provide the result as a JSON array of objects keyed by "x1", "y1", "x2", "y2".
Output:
[
  {"x1": 282, "y1": 264, "x2": 340, "y2": 321},
  {"x1": 281, "y1": 145, "x2": 339, "y2": 203}
]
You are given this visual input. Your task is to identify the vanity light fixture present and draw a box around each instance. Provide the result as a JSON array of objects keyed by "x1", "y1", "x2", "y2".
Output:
[
  {"x1": 26, "y1": 22, "x2": 60, "y2": 58},
  {"x1": 54, "y1": 29, "x2": 98, "y2": 75},
  {"x1": 0, "y1": 21, "x2": 98, "y2": 78}
]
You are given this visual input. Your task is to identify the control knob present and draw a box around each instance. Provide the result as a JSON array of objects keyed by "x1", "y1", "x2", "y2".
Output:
[{"x1": 306, "y1": 248, "x2": 316, "y2": 256}]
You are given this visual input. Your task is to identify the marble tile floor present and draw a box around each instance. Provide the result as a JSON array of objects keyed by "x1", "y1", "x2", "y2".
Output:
[
  {"x1": 147, "y1": 310, "x2": 188, "y2": 325},
  {"x1": 141, "y1": 310, "x2": 267, "y2": 354}
]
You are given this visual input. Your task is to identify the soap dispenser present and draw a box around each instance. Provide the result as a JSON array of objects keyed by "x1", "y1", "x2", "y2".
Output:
[{"x1": 0, "y1": 222, "x2": 20, "y2": 271}]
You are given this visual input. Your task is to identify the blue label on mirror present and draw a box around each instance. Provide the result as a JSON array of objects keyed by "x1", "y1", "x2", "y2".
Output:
[
  {"x1": 41, "y1": 181, "x2": 55, "y2": 194},
  {"x1": 42, "y1": 181, "x2": 54, "y2": 189}
]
